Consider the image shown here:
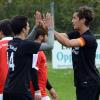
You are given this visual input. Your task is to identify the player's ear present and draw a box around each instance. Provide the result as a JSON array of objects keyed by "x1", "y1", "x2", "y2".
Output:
[
  {"x1": 39, "y1": 35, "x2": 43, "y2": 39},
  {"x1": 39, "y1": 35, "x2": 44, "y2": 42},
  {"x1": 22, "y1": 28, "x2": 26, "y2": 33},
  {"x1": 0, "y1": 31, "x2": 3, "y2": 39},
  {"x1": 80, "y1": 18, "x2": 86, "y2": 25}
]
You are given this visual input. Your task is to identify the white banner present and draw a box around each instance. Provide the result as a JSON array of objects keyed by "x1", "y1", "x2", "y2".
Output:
[
  {"x1": 95, "y1": 40, "x2": 100, "y2": 66},
  {"x1": 52, "y1": 40, "x2": 100, "y2": 69}
]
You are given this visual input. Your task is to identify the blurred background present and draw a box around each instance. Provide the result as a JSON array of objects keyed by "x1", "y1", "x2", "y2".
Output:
[
  {"x1": 0, "y1": 0, "x2": 100, "y2": 34},
  {"x1": 1, "y1": 0, "x2": 100, "y2": 60},
  {"x1": 0, "y1": 0, "x2": 100, "y2": 100}
]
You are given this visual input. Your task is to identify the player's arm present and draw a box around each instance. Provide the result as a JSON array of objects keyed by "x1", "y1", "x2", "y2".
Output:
[
  {"x1": 31, "y1": 68, "x2": 41, "y2": 100},
  {"x1": 27, "y1": 26, "x2": 36, "y2": 40},
  {"x1": 46, "y1": 79, "x2": 52, "y2": 90},
  {"x1": 27, "y1": 11, "x2": 54, "y2": 50},
  {"x1": 31, "y1": 54, "x2": 41, "y2": 100},
  {"x1": 27, "y1": 26, "x2": 54, "y2": 50},
  {"x1": 27, "y1": 11, "x2": 42, "y2": 40},
  {"x1": 39, "y1": 12, "x2": 54, "y2": 50},
  {"x1": 46, "y1": 79, "x2": 57, "y2": 100},
  {"x1": 54, "y1": 31, "x2": 85, "y2": 47},
  {"x1": 40, "y1": 27, "x2": 54, "y2": 50},
  {"x1": 21, "y1": 41, "x2": 41, "y2": 55},
  {"x1": 28, "y1": 25, "x2": 54, "y2": 50}
]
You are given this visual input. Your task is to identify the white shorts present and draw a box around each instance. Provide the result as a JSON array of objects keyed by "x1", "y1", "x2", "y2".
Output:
[
  {"x1": 0, "y1": 94, "x2": 3, "y2": 100},
  {"x1": 41, "y1": 96, "x2": 50, "y2": 100}
]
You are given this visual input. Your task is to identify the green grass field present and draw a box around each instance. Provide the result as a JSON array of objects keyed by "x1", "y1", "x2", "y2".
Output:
[
  {"x1": 47, "y1": 62, "x2": 76, "y2": 100},
  {"x1": 47, "y1": 62, "x2": 100, "y2": 100}
]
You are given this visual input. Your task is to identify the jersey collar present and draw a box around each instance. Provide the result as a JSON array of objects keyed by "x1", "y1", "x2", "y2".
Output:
[{"x1": 1, "y1": 37, "x2": 13, "y2": 40}]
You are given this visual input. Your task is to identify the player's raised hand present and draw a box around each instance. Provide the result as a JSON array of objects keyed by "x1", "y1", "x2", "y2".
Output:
[
  {"x1": 45, "y1": 12, "x2": 54, "y2": 29},
  {"x1": 34, "y1": 11, "x2": 42, "y2": 26}
]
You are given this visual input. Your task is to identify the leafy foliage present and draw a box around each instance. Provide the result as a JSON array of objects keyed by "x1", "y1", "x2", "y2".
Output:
[
  {"x1": 0, "y1": 0, "x2": 99, "y2": 33},
  {"x1": 0, "y1": 0, "x2": 99, "y2": 60}
]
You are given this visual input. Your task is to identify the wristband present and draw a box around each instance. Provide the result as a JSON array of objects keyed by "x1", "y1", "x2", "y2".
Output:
[{"x1": 35, "y1": 90, "x2": 41, "y2": 96}]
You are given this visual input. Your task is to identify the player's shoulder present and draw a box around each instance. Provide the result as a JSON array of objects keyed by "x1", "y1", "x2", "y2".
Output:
[
  {"x1": 82, "y1": 30, "x2": 96, "y2": 41},
  {"x1": 0, "y1": 40, "x2": 3, "y2": 44},
  {"x1": 81, "y1": 30, "x2": 97, "y2": 47},
  {"x1": 68, "y1": 31, "x2": 80, "y2": 39},
  {"x1": 23, "y1": 39, "x2": 37, "y2": 45},
  {"x1": 0, "y1": 39, "x2": 8, "y2": 45}
]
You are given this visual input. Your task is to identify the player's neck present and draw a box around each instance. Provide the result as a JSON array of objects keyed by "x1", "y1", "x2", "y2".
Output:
[
  {"x1": 14, "y1": 32, "x2": 26, "y2": 40},
  {"x1": 79, "y1": 25, "x2": 89, "y2": 35},
  {"x1": 0, "y1": 32, "x2": 5, "y2": 39}
]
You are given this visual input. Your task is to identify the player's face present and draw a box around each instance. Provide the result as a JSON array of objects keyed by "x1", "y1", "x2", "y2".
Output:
[
  {"x1": 0, "y1": 31, "x2": 3, "y2": 40},
  {"x1": 41, "y1": 34, "x2": 48, "y2": 42},
  {"x1": 44, "y1": 34, "x2": 48, "y2": 42},
  {"x1": 72, "y1": 12, "x2": 83, "y2": 31}
]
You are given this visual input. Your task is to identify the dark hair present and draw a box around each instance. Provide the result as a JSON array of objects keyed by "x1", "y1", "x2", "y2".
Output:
[
  {"x1": 0, "y1": 19, "x2": 13, "y2": 36},
  {"x1": 76, "y1": 6, "x2": 94, "y2": 26},
  {"x1": 34, "y1": 24, "x2": 48, "y2": 39},
  {"x1": 10, "y1": 16, "x2": 28, "y2": 35}
]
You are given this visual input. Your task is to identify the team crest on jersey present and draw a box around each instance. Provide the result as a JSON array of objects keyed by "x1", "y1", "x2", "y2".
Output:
[
  {"x1": 9, "y1": 45, "x2": 17, "y2": 51},
  {"x1": 72, "y1": 47, "x2": 79, "y2": 55}
]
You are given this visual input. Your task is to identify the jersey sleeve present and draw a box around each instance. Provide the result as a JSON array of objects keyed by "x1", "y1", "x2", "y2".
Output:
[
  {"x1": 46, "y1": 79, "x2": 53, "y2": 90},
  {"x1": 32, "y1": 54, "x2": 38, "y2": 70},
  {"x1": 68, "y1": 31, "x2": 80, "y2": 39},
  {"x1": 81, "y1": 34, "x2": 97, "y2": 47},
  {"x1": 77, "y1": 37, "x2": 86, "y2": 47},
  {"x1": 30, "y1": 68, "x2": 39, "y2": 91},
  {"x1": 39, "y1": 28, "x2": 54, "y2": 50}
]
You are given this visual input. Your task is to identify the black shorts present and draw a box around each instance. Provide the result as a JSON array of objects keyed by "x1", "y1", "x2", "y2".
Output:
[
  {"x1": 3, "y1": 92, "x2": 34, "y2": 100},
  {"x1": 76, "y1": 86, "x2": 100, "y2": 100}
]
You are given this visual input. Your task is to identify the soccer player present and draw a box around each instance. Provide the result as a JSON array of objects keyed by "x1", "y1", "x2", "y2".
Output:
[
  {"x1": 3, "y1": 16, "x2": 42, "y2": 100},
  {"x1": 0, "y1": 19, "x2": 38, "y2": 100},
  {"x1": 0, "y1": 19, "x2": 13, "y2": 100},
  {"x1": 30, "y1": 25, "x2": 57, "y2": 100},
  {"x1": 54, "y1": 6, "x2": 100, "y2": 100},
  {"x1": 3, "y1": 11, "x2": 54, "y2": 100}
]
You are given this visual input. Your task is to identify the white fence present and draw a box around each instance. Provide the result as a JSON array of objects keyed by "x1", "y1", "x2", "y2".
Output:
[{"x1": 52, "y1": 40, "x2": 100, "y2": 69}]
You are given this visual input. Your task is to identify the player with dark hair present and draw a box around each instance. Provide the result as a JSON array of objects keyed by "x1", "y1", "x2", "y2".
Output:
[
  {"x1": 54, "y1": 6, "x2": 100, "y2": 100},
  {"x1": 0, "y1": 9, "x2": 54, "y2": 100},
  {"x1": 3, "y1": 16, "x2": 41, "y2": 100},
  {"x1": 30, "y1": 24, "x2": 57, "y2": 100},
  {"x1": 3, "y1": 10, "x2": 54, "y2": 100},
  {"x1": 0, "y1": 19, "x2": 13, "y2": 100}
]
